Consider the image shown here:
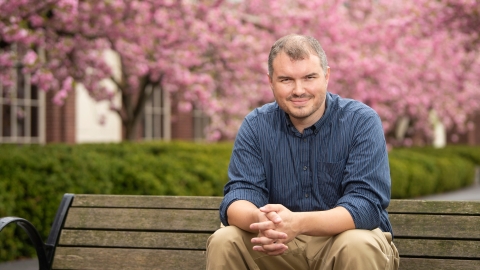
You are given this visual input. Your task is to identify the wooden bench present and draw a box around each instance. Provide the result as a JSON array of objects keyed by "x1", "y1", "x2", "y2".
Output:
[{"x1": 1, "y1": 194, "x2": 479, "y2": 269}]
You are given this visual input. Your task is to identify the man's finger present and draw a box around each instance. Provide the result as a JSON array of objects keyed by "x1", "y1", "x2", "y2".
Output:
[
  {"x1": 265, "y1": 211, "x2": 282, "y2": 223},
  {"x1": 249, "y1": 220, "x2": 275, "y2": 231},
  {"x1": 267, "y1": 246, "x2": 288, "y2": 256},
  {"x1": 262, "y1": 229, "x2": 287, "y2": 240},
  {"x1": 259, "y1": 204, "x2": 283, "y2": 213},
  {"x1": 251, "y1": 236, "x2": 276, "y2": 245},
  {"x1": 252, "y1": 243, "x2": 288, "y2": 256}
]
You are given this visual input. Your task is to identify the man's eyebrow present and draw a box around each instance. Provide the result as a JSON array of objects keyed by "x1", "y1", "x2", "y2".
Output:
[{"x1": 276, "y1": 73, "x2": 320, "y2": 80}]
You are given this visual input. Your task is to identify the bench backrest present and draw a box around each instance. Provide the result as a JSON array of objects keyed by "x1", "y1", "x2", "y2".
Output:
[
  {"x1": 52, "y1": 195, "x2": 222, "y2": 269},
  {"x1": 388, "y1": 200, "x2": 480, "y2": 270},
  {"x1": 51, "y1": 195, "x2": 480, "y2": 270}
]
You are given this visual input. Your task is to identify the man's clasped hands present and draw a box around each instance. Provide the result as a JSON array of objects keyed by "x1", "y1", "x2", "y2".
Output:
[{"x1": 249, "y1": 204, "x2": 299, "y2": 256}]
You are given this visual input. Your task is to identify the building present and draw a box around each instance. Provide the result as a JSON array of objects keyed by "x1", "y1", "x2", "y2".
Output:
[{"x1": 0, "y1": 70, "x2": 209, "y2": 144}]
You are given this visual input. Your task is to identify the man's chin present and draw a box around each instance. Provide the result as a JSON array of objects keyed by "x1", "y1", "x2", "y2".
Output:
[{"x1": 288, "y1": 110, "x2": 312, "y2": 120}]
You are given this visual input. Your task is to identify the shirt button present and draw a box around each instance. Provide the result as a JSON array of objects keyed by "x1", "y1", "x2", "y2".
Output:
[
  {"x1": 303, "y1": 166, "x2": 307, "y2": 171},
  {"x1": 305, "y1": 193, "x2": 309, "y2": 198}
]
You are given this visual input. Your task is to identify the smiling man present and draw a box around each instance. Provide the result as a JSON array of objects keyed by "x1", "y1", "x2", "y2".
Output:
[{"x1": 206, "y1": 34, "x2": 400, "y2": 270}]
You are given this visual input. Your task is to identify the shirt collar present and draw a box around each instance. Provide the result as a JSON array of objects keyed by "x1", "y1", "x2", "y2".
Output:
[{"x1": 312, "y1": 92, "x2": 333, "y2": 131}]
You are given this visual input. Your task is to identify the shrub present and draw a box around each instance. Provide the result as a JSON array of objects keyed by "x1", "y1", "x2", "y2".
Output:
[
  {"x1": 0, "y1": 142, "x2": 479, "y2": 261},
  {"x1": 389, "y1": 146, "x2": 478, "y2": 199},
  {"x1": 0, "y1": 141, "x2": 232, "y2": 262}
]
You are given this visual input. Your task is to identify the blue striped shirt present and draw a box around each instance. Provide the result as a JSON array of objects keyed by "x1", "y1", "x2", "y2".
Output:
[{"x1": 220, "y1": 92, "x2": 393, "y2": 235}]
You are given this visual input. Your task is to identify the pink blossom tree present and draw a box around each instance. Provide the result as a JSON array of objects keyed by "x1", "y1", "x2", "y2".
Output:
[
  {"x1": 353, "y1": 0, "x2": 480, "y2": 146},
  {"x1": 395, "y1": 0, "x2": 480, "y2": 145},
  {"x1": 0, "y1": 0, "x2": 273, "y2": 141},
  {"x1": 243, "y1": 0, "x2": 480, "y2": 146},
  {"x1": 1, "y1": 0, "x2": 479, "y2": 144}
]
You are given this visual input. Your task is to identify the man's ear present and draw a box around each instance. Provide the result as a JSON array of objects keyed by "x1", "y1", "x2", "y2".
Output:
[
  {"x1": 267, "y1": 73, "x2": 274, "y2": 90},
  {"x1": 325, "y1": 66, "x2": 330, "y2": 87}
]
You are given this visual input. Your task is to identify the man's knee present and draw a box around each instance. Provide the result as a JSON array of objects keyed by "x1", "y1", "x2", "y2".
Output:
[
  {"x1": 325, "y1": 229, "x2": 394, "y2": 270},
  {"x1": 332, "y1": 229, "x2": 388, "y2": 257},
  {"x1": 207, "y1": 225, "x2": 256, "y2": 254},
  {"x1": 208, "y1": 226, "x2": 245, "y2": 247},
  {"x1": 206, "y1": 226, "x2": 257, "y2": 270}
]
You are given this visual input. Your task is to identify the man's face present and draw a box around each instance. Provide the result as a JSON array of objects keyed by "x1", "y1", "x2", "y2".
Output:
[{"x1": 268, "y1": 51, "x2": 330, "y2": 129}]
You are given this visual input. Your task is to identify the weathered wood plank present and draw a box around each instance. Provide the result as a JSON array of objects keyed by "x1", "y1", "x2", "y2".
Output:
[
  {"x1": 64, "y1": 208, "x2": 221, "y2": 231},
  {"x1": 388, "y1": 200, "x2": 480, "y2": 215},
  {"x1": 390, "y1": 214, "x2": 480, "y2": 239},
  {"x1": 59, "y1": 230, "x2": 211, "y2": 250},
  {"x1": 52, "y1": 247, "x2": 207, "y2": 270},
  {"x1": 72, "y1": 196, "x2": 480, "y2": 214},
  {"x1": 395, "y1": 239, "x2": 480, "y2": 258},
  {"x1": 72, "y1": 194, "x2": 223, "y2": 209},
  {"x1": 399, "y1": 258, "x2": 480, "y2": 270}
]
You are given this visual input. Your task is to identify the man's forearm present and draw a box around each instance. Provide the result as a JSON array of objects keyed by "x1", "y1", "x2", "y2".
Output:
[
  {"x1": 227, "y1": 200, "x2": 261, "y2": 233},
  {"x1": 294, "y1": 206, "x2": 355, "y2": 236},
  {"x1": 228, "y1": 201, "x2": 355, "y2": 237}
]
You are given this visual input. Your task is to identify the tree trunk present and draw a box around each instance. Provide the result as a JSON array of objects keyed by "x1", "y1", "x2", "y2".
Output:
[{"x1": 120, "y1": 78, "x2": 161, "y2": 141}]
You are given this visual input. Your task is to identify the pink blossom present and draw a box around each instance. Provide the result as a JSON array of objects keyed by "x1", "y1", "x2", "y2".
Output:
[
  {"x1": 23, "y1": 50, "x2": 37, "y2": 66},
  {"x1": 1, "y1": 0, "x2": 479, "y2": 143},
  {"x1": 178, "y1": 101, "x2": 192, "y2": 113}
]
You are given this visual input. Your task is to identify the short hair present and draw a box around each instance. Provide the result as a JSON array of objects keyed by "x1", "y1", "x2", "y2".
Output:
[{"x1": 268, "y1": 34, "x2": 328, "y2": 78}]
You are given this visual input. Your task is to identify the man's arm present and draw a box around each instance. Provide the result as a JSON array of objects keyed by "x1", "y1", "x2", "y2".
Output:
[
  {"x1": 251, "y1": 205, "x2": 355, "y2": 242},
  {"x1": 335, "y1": 110, "x2": 391, "y2": 231},
  {"x1": 293, "y1": 207, "x2": 355, "y2": 237},
  {"x1": 220, "y1": 113, "x2": 270, "y2": 227},
  {"x1": 248, "y1": 204, "x2": 355, "y2": 256},
  {"x1": 227, "y1": 200, "x2": 261, "y2": 233},
  {"x1": 227, "y1": 200, "x2": 286, "y2": 236}
]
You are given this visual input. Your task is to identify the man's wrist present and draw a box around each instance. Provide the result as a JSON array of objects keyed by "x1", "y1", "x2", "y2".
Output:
[
  {"x1": 251, "y1": 207, "x2": 263, "y2": 225},
  {"x1": 291, "y1": 212, "x2": 305, "y2": 235}
]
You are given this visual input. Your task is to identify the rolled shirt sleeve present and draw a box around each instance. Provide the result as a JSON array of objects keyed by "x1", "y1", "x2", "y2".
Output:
[
  {"x1": 220, "y1": 117, "x2": 269, "y2": 226},
  {"x1": 336, "y1": 110, "x2": 391, "y2": 232}
]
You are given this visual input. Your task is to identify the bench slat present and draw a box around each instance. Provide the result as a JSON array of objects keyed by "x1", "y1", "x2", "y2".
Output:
[
  {"x1": 395, "y1": 239, "x2": 480, "y2": 258},
  {"x1": 388, "y1": 200, "x2": 480, "y2": 215},
  {"x1": 64, "y1": 208, "x2": 221, "y2": 231},
  {"x1": 399, "y1": 258, "x2": 480, "y2": 270},
  {"x1": 390, "y1": 214, "x2": 480, "y2": 239},
  {"x1": 72, "y1": 195, "x2": 222, "y2": 209},
  {"x1": 52, "y1": 247, "x2": 207, "y2": 270},
  {"x1": 59, "y1": 229, "x2": 211, "y2": 249}
]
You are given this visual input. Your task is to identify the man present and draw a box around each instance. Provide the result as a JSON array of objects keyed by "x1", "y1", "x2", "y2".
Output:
[{"x1": 206, "y1": 34, "x2": 399, "y2": 270}]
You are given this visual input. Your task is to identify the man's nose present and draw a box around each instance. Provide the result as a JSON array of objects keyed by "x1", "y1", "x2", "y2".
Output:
[{"x1": 292, "y1": 80, "x2": 305, "y2": 96}]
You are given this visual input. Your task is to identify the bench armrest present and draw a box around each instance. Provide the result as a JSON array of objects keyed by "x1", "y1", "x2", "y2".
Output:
[{"x1": 0, "y1": 217, "x2": 50, "y2": 270}]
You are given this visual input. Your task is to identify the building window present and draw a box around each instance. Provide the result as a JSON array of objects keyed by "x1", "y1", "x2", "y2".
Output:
[
  {"x1": 193, "y1": 108, "x2": 210, "y2": 142},
  {"x1": 0, "y1": 65, "x2": 45, "y2": 144},
  {"x1": 143, "y1": 85, "x2": 170, "y2": 140}
]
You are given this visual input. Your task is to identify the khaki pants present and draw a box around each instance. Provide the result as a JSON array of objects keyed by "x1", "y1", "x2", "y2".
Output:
[{"x1": 206, "y1": 226, "x2": 399, "y2": 270}]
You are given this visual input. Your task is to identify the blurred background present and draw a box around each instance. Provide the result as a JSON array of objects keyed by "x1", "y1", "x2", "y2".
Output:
[
  {"x1": 0, "y1": 0, "x2": 479, "y2": 265},
  {"x1": 1, "y1": 0, "x2": 479, "y2": 146}
]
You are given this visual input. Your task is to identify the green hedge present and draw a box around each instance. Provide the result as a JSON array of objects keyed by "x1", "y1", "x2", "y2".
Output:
[
  {"x1": 0, "y1": 141, "x2": 232, "y2": 262},
  {"x1": 388, "y1": 146, "x2": 477, "y2": 199},
  {"x1": 0, "y1": 142, "x2": 479, "y2": 262}
]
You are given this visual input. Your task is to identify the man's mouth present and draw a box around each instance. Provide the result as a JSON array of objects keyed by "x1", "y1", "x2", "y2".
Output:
[{"x1": 289, "y1": 98, "x2": 310, "y2": 106}]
